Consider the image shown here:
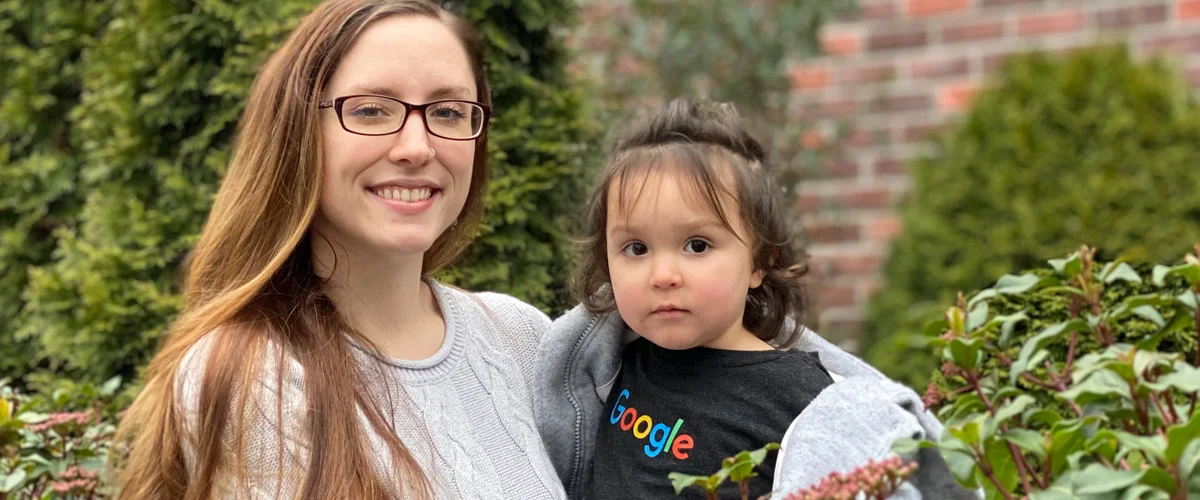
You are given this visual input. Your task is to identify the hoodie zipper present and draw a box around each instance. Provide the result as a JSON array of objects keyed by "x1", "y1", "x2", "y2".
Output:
[{"x1": 563, "y1": 314, "x2": 602, "y2": 498}]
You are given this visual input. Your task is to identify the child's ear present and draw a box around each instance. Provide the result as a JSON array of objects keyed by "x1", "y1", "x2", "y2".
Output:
[{"x1": 749, "y1": 268, "x2": 765, "y2": 289}]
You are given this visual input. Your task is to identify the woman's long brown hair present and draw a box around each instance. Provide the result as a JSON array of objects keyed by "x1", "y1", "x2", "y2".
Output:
[{"x1": 115, "y1": 1, "x2": 491, "y2": 498}]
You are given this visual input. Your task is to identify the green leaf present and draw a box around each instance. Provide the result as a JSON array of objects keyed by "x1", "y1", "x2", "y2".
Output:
[
  {"x1": 1165, "y1": 411, "x2": 1200, "y2": 464},
  {"x1": 668, "y1": 472, "x2": 708, "y2": 494},
  {"x1": 1025, "y1": 408, "x2": 1064, "y2": 428},
  {"x1": 1048, "y1": 420, "x2": 1086, "y2": 476},
  {"x1": 968, "y1": 302, "x2": 989, "y2": 331},
  {"x1": 984, "y1": 437, "x2": 1020, "y2": 494},
  {"x1": 1138, "y1": 467, "x2": 1176, "y2": 494},
  {"x1": 1143, "y1": 363, "x2": 1200, "y2": 393},
  {"x1": 1107, "y1": 294, "x2": 1178, "y2": 322},
  {"x1": 1029, "y1": 471, "x2": 1081, "y2": 500},
  {"x1": 18, "y1": 412, "x2": 48, "y2": 424},
  {"x1": 1120, "y1": 485, "x2": 1168, "y2": 500},
  {"x1": 1074, "y1": 464, "x2": 1144, "y2": 494},
  {"x1": 1001, "y1": 428, "x2": 1047, "y2": 460},
  {"x1": 100, "y1": 376, "x2": 121, "y2": 396},
  {"x1": 1107, "y1": 430, "x2": 1167, "y2": 462},
  {"x1": 950, "y1": 418, "x2": 983, "y2": 446},
  {"x1": 1178, "y1": 439, "x2": 1200, "y2": 480},
  {"x1": 1, "y1": 468, "x2": 27, "y2": 493},
  {"x1": 967, "y1": 289, "x2": 998, "y2": 310},
  {"x1": 941, "y1": 448, "x2": 980, "y2": 488},
  {"x1": 1059, "y1": 369, "x2": 1130, "y2": 405},
  {"x1": 994, "y1": 311, "x2": 1029, "y2": 349},
  {"x1": 1131, "y1": 305, "x2": 1166, "y2": 328},
  {"x1": 1011, "y1": 318, "x2": 1091, "y2": 385},
  {"x1": 1152, "y1": 262, "x2": 1200, "y2": 286},
  {"x1": 995, "y1": 273, "x2": 1044, "y2": 294},
  {"x1": 1103, "y1": 262, "x2": 1142, "y2": 284},
  {"x1": 1049, "y1": 254, "x2": 1083, "y2": 279},
  {"x1": 946, "y1": 337, "x2": 985, "y2": 371},
  {"x1": 986, "y1": 395, "x2": 1035, "y2": 437}
]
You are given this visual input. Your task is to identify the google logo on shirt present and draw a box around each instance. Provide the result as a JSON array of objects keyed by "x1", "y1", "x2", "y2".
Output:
[{"x1": 609, "y1": 389, "x2": 694, "y2": 459}]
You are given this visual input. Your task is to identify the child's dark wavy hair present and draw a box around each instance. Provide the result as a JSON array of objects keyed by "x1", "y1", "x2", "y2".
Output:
[{"x1": 572, "y1": 98, "x2": 810, "y2": 346}]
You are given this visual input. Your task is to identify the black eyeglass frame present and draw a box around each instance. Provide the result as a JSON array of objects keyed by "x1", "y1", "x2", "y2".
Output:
[{"x1": 318, "y1": 94, "x2": 491, "y2": 140}]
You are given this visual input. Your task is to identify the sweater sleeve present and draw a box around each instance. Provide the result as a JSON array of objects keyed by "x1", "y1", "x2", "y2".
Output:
[
  {"x1": 770, "y1": 376, "x2": 982, "y2": 500},
  {"x1": 176, "y1": 333, "x2": 311, "y2": 499}
]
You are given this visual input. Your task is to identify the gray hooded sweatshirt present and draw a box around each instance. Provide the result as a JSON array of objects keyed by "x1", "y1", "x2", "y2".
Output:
[{"x1": 534, "y1": 305, "x2": 981, "y2": 499}]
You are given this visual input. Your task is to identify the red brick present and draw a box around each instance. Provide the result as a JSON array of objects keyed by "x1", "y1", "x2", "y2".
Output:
[
  {"x1": 832, "y1": 253, "x2": 885, "y2": 275},
  {"x1": 874, "y1": 158, "x2": 907, "y2": 175},
  {"x1": 822, "y1": 30, "x2": 861, "y2": 56},
  {"x1": 789, "y1": 65, "x2": 830, "y2": 90},
  {"x1": 806, "y1": 221, "x2": 861, "y2": 244},
  {"x1": 839, "y1": 63, "x2": 897, "y2": 85},
  {"x1": 1018, "y1": 10, "x2": 1085, "y2": 36},
  {"x1": 819, "y1": 160, "x2": 861, "y2": 178},
  {"x1": 868, "y1": 216, "x2": 904, "y2": 241},
  {"x1": 907, "y1": 0, "x2": 970, "y2": 17},
  {"x1": 860, "y1": 0, "x2": 898, "y2": 20},
  {"x1": 910, "y1": 57, "x2": 970, "y2": 79},
  {"x1": 847, "y1": 128, "x2": 892, "y2": 147},
  {"x1": 869, "y1": 93, "x2": 932, "y2": 113},
  {"x1": 1094, "y1": 4, "x2": 1167, "y2": 29},
  {"x1": 1142, "y1": 33, "x2": 1200, "y2": 54},
  {"x1": 819, "y1": 284, "x2": 860, "y2": 308},
  {"x1": 797, "y1": 98, "x2": 857, "y2": 120},
  {"x1": 796, "y1": 193, "x2": 823, "y2": 212},
  {"x1": 813, "y1": 98, "x2": 859, "y2": 119},
  {"x1": 943, "y1": 20, "x2": 1005, "y2": 43},
  {"x1": 1180, "y1": 0, "x2": 1200, "y2": 20},
  {"x1": 904, "y1": 123, "x2": 943, "y2": 143},
  {"x1": 837, "y1": 187, "x2": 895, "y2": 209},
  {"x1": 981, "y1": 0, "x2": 1043, "y2": 7},
  {"x1": 938, "y1": 81, "x2": 980, "y2": 112},
  {"x1": 868, "y1": 29, "x2": 928, "y2": 52}
]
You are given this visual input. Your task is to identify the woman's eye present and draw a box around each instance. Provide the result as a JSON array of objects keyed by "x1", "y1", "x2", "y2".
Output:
[
  {"x1": 620, "y1": 242, "x2": 648, "y2": 256},
  {"x1": 350, "y1": 105, "x2": 387, "y2": 119},
  {"x1": 429, "y1": 104, "x2": 467, "y2": 122},
  {"x1": 684, "y1": 239, "x2": 710, "y2": 254}
]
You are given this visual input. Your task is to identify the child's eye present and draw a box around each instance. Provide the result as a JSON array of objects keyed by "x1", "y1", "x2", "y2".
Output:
[
  {"x1": 621, "y1": 242, "x2": 649, "y2": 256},
  {"x1": 684, "y1": 239, "x2": 711, "y2": 254}
]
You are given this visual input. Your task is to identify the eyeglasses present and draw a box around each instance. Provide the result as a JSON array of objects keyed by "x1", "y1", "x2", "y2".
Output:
[{"x1": 318, "y1": 95, "x2": 490, "y2": 140}]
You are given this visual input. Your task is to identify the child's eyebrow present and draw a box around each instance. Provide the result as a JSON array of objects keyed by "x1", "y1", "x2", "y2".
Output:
[{"x1": 608, "y1": 219, "x2": 728, "y2": 236}]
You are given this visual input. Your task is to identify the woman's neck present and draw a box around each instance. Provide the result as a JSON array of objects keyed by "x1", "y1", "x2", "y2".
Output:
[{"x1": 311, "y1": 232, "x2": 446, "y2": 360}]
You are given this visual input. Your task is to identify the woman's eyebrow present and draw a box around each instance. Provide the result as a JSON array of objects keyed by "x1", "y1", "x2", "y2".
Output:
[{"x1": 338, "y1": 84, "x2": 473, "y2": 101}]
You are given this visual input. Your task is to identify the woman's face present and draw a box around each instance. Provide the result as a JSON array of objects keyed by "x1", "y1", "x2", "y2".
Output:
[{"x1": 314, "y1": 15, "x2": 478, "y2": 259}]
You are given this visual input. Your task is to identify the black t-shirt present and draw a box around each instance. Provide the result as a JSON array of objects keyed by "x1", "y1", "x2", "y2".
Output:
[{"x1": 587, "y1": 338, "x2": 835, "y2": 500}]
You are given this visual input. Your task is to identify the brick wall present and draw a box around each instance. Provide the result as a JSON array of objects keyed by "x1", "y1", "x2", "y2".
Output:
[{"x1": 788, "y1": 0, "x2": 1200, "y2": 350}]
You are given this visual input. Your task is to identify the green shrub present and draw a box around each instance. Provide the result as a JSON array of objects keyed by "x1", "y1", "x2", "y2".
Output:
[
  {"x1": 0, "y1": 0, "x2": 108, "y2": 380},
  {"x1": 2, "y1": 0, "x2": 595, "y2": 384},
  {"x1": 864, "y1": 46, "x2": 1200, "y2": 389},
  {"x1": 0, "y1": 376, "x2": 124, "y2": 498},
  {"x1": 905, "y1": 245, "x2": 1200, "y2": 498}
]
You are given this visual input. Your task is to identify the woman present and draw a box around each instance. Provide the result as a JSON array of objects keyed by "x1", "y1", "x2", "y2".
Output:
[{"x1": 116, "y1": 1, "x2": 565, "y2": 498}]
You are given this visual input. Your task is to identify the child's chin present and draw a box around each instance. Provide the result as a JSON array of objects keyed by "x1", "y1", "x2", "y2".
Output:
[{"x1": 643, "y1": 333, "x2": 702, "y2": 351}]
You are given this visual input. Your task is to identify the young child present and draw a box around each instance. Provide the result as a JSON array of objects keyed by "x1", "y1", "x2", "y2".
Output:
[
  {"x1": 536, "y1": 99, "x2": 980, "y2": 500},
  {"x1": 568, "y1": 99, "x2": 833, "y2": 499}
]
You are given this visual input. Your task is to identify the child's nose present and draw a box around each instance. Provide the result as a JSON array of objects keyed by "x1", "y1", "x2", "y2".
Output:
[{"x1": 649, "y1": 257, "x2": 682, "y2": 289}]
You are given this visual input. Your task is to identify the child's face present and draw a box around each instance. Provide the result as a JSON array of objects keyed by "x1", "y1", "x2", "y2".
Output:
[{"x1": 605, "y1": 169, "x2": 765, "y2": 350}]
